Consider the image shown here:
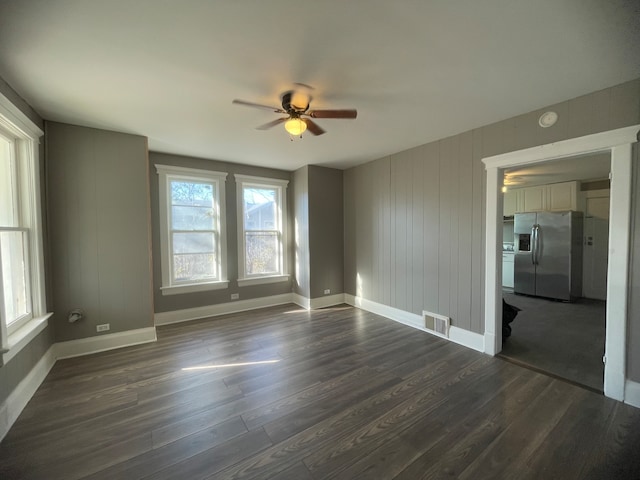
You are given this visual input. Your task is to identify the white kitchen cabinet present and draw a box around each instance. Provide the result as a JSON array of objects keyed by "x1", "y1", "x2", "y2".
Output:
[
  {"x1": 547, "y1": 181, "x2": 578, "y2": 211},
  {"x1": 508, "y1": 181, "x2": 578, "y2": 214},
  {"x1": 503, "y1": 190, "x2": 518, "y2": 216},
  {"x1": 521, "y1": 185, "x2": 546, "y2": 212},
  {"x1": 502, "y1": 252, "x2": 514, "y2": 288}
]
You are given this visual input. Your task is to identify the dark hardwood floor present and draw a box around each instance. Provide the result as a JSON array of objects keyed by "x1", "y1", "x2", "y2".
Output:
[{"x1": 1, "y1": 304, "x2": 639, "y2": 479}]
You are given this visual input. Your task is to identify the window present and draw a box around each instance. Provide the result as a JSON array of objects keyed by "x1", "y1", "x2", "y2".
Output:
[
  {"x1": 156, "y1": 165, "x2": 228, "y2": 295},
  {"x1": 235, "y1": 175, "x2": 289, "y2": 286},
  {"x1": 0, "y1": 93, "x2": 48, "y2": 362}
]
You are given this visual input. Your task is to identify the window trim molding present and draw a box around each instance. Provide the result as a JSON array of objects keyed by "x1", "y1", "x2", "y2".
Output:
[
  {"x1": 155, "y1": 164, "x2": 229, "y2": 296},
  {"x1": 235, "y1": 174, "x2": 289, "y2": 286},
  {"x1": 0, "y1": 91, "x2": 47, "y2": 362}
]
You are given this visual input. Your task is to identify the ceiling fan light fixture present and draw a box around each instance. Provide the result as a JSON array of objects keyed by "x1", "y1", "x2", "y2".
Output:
[{"x1": 285, "y1": 117, "x2": 307, "y2": 136}]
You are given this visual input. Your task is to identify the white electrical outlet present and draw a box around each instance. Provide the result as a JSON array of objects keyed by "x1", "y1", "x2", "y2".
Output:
[
  {"x1": 324, "y1": 289, "x2": 331, "y2": 295},
  {"x1": 96, "y1": 323, "x2": 110, "y2": 332},
  {"x1": 231, "y1": 293, "x2": 240, "y2": 300}
]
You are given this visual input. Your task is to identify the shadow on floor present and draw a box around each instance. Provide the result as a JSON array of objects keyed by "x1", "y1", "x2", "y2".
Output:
[{"x1": 500, "y1": 292, "x2": 605, "y2": 392}]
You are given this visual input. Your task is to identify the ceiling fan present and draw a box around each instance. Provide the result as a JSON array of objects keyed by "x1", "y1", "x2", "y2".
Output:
[{"x1": 232, "y1": 87, "x2": 357, "y2": 137}]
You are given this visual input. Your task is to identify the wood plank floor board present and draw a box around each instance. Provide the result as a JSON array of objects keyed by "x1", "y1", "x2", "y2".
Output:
[
  {"x1": 241, "y1": 365, "x2": 380, "y2": 430},
  {"x1": 209, "y1": 355, "x2": 488, "y2": 480},
  {"x1": 142, "y1": 427, "x2": 273, "y2": 480},
  {"x1": 1, "y1": 303, "x2": 638, "y2": 480},
  {"x1": 3, "y1": 375, "x2": 243, "y2": 456},
  {"x1": 456, "y1": 379, "x2": 581, "y2": 480},
  {"x1": 516, "y1": 388, "x2": 617, "y2": 480},
  {"x1": 302, "y1": 356, "x2": 505, "y2": 479},
  {"x1": 84, "y1": 415, "x2": 248, "y2": 480},
  {"x1": 393, "y1": 368, "x2": 551, "y2": 480}
]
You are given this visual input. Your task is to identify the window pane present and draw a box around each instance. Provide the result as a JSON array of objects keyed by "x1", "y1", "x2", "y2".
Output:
[
  {"x1": 0, "y1": 136, "x2": 17, "y2": 227},
  {"x1": 173, "y1": 232, "x2": 215, "y2": 254},
  {"x1": 245, "y1": 231, "x2": 278, "y2": 275},
  {"x1": 171, "y1": 180, "x2": 214, "y2": 207},
  {"x1": 173, "y1": 253, "x2": 217, "y2": 282},
  {"x1": 0, "y1": 230, "x2": 30, "y2": 325},
  {"x1": 243, "y1": 187, "x2": 277, "y2": 231},
  {"x1": 172, "y1": 205, "x2": 215, "y2": 230}
]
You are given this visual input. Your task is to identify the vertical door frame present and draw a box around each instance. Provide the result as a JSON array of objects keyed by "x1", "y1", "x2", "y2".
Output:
[{"x1": 482, "y1": 124, "x2": 639, "y2": 402}]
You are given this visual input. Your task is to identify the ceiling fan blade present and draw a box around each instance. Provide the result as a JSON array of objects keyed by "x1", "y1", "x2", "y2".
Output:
[
  {"x1": 307, "y1": 109, "x2": 357, "y2": 119},
  {"x1": 303, "y1": 118, "x2": 326, "y2": 136},
  {"x1": 256, "y1": 117, "x2": 287, "y2": 130},
  {"x1": 233, "y1": 99, "x2": 285, "y2": 113}
]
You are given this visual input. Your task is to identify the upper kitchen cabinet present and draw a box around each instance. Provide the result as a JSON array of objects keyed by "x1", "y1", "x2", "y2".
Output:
[
  {"x1": 547, "y1": 181, "x2": 578, "y2": 211},
  {"x1": 503, "y1": 189, "x2": 518, "y2": 216},
  {"x1": 521, "y1": 185, "x2": 547, "y2": 212},
  {"x1": 504, "y1": 181, "x2": 579, "y2": 214}
]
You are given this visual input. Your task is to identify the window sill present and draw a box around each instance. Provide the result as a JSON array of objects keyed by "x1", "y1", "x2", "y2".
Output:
[
  {"x1": 238, "y1": 275, "x2": 290, "y2": 287},
  {"x1": 161, "y1": 280, "x2": 229, "y2": 296},
  {"x1": 2, "y1": 313, "x2": 52, "y2": 365}
]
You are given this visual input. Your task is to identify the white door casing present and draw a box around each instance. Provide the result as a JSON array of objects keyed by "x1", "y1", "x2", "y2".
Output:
[
  {"x1": 583, "y1": 191, "x2": 610, "y2": 300},
  {"x1": 482, "y1": 124, "x2": 639, "y2": 403}
]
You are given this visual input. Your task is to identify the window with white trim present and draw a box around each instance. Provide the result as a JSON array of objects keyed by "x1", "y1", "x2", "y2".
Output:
[
  {"x1": 156, "y1": 165, "x2": 228, "y2": 295},
  {"x1": 0, "y1": 131, "x2": 31, "y2": 334},
  {"x1": 235, "y1": 175, "x2": 289, "y2": 286},
  {"x1": 0, "y1": 95, "x2": 49, "y2": 362}
]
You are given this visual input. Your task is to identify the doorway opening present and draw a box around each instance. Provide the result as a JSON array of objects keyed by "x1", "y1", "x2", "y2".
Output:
[
  {"x1": 482, "y1": 125, "x2": 639, "y2": 402},
  {"x1": 497, "y1": 153, "x2": 610, "y2": 392}
]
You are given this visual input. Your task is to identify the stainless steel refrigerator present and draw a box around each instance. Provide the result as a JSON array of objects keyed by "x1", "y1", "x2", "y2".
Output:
[{"x1": 514, "y1": 211, "x2": 583, "y2": 301}]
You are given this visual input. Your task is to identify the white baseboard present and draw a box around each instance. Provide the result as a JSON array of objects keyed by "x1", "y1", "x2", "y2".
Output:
[
  {"x1": 344, "y1": 294, "x2": 485, "y2": 353},
  {"x1": 625, "y1": 379, "x2": 640, "y2": 409},
  {"x1": 310, "y1": 293, "x2": 346, "y2": 309},
  {"x1": 154, "y1": 293, "x2": 294, "y2": 326},
  {"x1": 0, "y1": 344, "x2": 56, "y2": 442},
  {"x1": 291, "y1": 293, "x2": 310, "y2": 310},
  {"x1": 292, "y1": 293, "x2": 346, "y2": 310},
  {"x1": 55, "y1": 327, "x2": 157, "y2": 360}
]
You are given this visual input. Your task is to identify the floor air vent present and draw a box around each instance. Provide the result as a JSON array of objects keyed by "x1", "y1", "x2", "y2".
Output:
[{"x1": 423, "y1": 311, "x2": 450, "y2": 338}]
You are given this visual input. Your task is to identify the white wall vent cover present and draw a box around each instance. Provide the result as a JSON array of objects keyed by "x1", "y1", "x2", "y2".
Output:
[{"x1": 422, "y1": 311, "x2": 450, "y2": 338}]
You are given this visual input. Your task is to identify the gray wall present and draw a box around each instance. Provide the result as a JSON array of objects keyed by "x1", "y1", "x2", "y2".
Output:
[
  {"x1": 344, "y1": 78, "x2": 640, "y2": 337},
  {"x1": 0, "y1": 77, "x2": 54, "y2": 406},
  {"x1": 629, "y1": 144, "x2": 640, "y2": 382},
  {"x1": 292, "y1": 166, "x2": 310, "y2": 298},
  {"x1": 150, "y1": 152, "x2": 293, "y2": 313},
  {"x1": 308, "y1": 166, "x2": 344, "y2": 299},
  {"x1": 46, "y1": 122, "x2": 154, "y2": 341}
]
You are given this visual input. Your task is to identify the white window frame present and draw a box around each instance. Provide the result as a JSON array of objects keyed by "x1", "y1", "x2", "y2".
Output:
[
  {"x1": 155, "y1": 165, "x2": 229, "y2": 295},
  {"x1": 0, "y1": 92, "x2": 50, "y2": 365},
  {"x1": 235, "y1": 174, "x2": 289, "y2": 287}
]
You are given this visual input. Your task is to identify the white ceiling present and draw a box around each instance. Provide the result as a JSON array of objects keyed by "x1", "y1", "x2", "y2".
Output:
[
  {"x1": 0, "y1": 1, "x2": 638, "y2": 171},
  {"x1": 504, "y1": 152, "x2": 611, "y2": 188}
]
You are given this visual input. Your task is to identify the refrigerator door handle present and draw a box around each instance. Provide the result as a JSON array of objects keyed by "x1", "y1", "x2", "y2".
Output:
[
  {"x1": 533, "y1": 224, "x2": 540, "y2": 265},
  {"x1": 531, "y1": 225, "x2": 536, "y2": 264}
]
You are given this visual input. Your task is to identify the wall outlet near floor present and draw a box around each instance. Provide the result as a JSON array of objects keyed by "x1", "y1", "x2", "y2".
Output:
[
  {"x1": 324, "y1": 289, "x2": 331, "y2": 295},
  {"x1": 231, "y1": 293, "x2": 240, "y2": 300},
  {"x1": 96, "y1": 323, "x2": 110, "y2": 332}
]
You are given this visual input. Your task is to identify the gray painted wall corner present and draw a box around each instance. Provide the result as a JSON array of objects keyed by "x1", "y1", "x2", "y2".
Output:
[
  {"x1": 292, "y1": 166, "x2": 310, "y2": 298},
  {"x1": 149, "y1": 152, "x2": 294, "y2": 313},
  {"x1": 308, "y1": 165, "x2": 344, "y2": 299},
  {"x1": 343, "y1": 77, "x2": 640, "y2": 339},
  {"x1": 46, "y1": 122, "x2": 154, "y2": 342},
  {"x1": 628, "y1": 143, "x2": 640, "y2": 383}
]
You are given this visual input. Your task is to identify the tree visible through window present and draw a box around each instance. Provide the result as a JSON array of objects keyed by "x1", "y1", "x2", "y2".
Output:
[
  {"x1": 235, "y1": 174, "x2": 288, "y2": 284},
  {"x1": 171, "y1": 180, "x2": 218, "y2": 282},
  {"x1": 0, "y1": 133, "x2": 31, "y2": 332},
  {"x1": 244, "y1": 187, "x2": 278, "y2": 275},
  {"x1": 156, "y1": 165, "x2": 228, "y2": 295}
]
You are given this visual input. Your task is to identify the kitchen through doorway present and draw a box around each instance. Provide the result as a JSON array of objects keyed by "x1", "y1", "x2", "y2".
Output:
[{"x1": 498, "y1": 153, "x2": 610, "y2": 393}]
